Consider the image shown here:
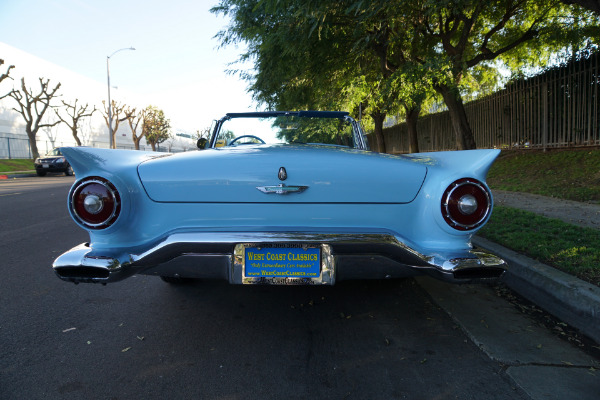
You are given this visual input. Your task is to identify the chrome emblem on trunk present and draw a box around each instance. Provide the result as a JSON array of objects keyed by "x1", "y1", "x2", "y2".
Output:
[
  {"x1": 278, "y1": 167, "x2": 287, "y2": 181},
  {"x1": 257, "y1": 184, "x2": 308, "y2": 195},
  {"x1": 257, "y1": 167, "x2": 307, "y2": 195}
]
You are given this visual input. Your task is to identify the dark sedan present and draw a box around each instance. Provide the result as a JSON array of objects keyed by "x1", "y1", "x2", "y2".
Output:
[{"x1": 34, "y1": 148, "x2": 73, "y2": 176}]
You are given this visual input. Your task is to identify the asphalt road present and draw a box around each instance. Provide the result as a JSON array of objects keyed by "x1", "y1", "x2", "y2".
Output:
[{"x1": 0, "y1": 177, "x2": 596, "y2": 400}]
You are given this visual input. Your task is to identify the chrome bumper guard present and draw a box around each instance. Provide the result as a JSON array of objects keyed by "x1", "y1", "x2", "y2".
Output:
[{"x1": 52, "y1": 232, "x2": 506, "y2": 284}]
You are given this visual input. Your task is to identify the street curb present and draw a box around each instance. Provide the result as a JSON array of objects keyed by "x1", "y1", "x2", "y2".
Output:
[
  {"x1": 473, "y1": 236, "x2": 600, "y2": 344},
  {"x1": 1, "y1": 173, "x2": 37, "y2": 179}
]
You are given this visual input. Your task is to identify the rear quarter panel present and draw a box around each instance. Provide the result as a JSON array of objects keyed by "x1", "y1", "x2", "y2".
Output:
[{"x1": 60, "y1": 147, "x2": 499, "y2": 257}]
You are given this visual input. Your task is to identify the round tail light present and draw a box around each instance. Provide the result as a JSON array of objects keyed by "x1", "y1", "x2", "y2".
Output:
[
  {"x1": 70, "y1": 177, "x2": 121, "y2": 229},
  {"x1": 441, "y1": 178, "x2": 491, "y2": 231}
]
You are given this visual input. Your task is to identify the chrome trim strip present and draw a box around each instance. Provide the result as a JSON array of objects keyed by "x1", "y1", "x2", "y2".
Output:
[
  {"x1": 52, "y1": 232, "x2": 506, "y2": 284},
  {"x1": 350, "y1": 118, "x2": 368, "y2": 150},
  {"x1": 256, "y1": 184, "x2": 309, "y2": 195}
]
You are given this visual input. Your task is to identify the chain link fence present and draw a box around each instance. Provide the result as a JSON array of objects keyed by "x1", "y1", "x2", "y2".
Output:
[
  {"x1": 0, "y1": 134, "x2": 33, "y2": 159},
  {"x1": 0, "y1": 133, "x2": 191, "y2": 159}
]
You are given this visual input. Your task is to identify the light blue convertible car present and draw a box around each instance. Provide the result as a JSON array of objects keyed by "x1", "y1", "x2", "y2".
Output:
[{"x1": 53, "y1": 111, "x2": 505, "y2": 285}]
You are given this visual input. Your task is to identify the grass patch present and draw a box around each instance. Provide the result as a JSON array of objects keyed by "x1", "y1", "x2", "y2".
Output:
[
  {"x1": 0, "y1": 159, "x2": 35, "y2": 173},
  {"x1": 479, "y1": 206, "x2": 600, "y2": 287},
  {"x1": 487, "y1": 148, "x2": 600, "y2": 203}
]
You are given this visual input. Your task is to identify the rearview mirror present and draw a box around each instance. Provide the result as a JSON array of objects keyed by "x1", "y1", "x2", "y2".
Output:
[{"x1": 197, "y1": 138, "x2": 208, "y2": 149}]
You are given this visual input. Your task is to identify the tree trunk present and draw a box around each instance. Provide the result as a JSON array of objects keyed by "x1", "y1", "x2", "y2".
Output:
[
  {"x1": 371, "y1": 111, "x2": 386, "y2": 153},
  {"x1": 434, "y1": 84, "x2": 476, "y2": 150},
  {"x1": 26, "y1": 128, "x2": 40, "y2": 160},
  {"x1": 71, "y1": 127, "x2": 82, "y2": 146},
  {"x1": 404, "y1": 104, "x2": 421, "y2": 153},
  {"x1": 150, "y1": 142, "x2": 156, "y2": 151}
]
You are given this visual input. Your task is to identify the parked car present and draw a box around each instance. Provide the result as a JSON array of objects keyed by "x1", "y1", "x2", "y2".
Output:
[
  {"x1": 34, "y1": 148, "x2": 73, "y2": 176},
  {"x1": 52, "y1": 111, "x2": 505, "y2": 286}
]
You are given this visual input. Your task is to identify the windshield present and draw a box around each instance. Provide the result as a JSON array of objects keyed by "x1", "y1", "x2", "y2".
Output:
[
  {"x1": 46, "y1": 148, "x2": 62, "y2": 156},
  {"x1": 213, "y1": 113, "x2": 357, "y2": 148}
]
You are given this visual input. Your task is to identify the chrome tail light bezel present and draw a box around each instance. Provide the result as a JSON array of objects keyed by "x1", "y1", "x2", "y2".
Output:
[
  {"x1": 70, "y1": 177, "x2": 121, "y2": 230},
  {"x1": 441, "y1": 178, "x2": 492, "y2": 231}
]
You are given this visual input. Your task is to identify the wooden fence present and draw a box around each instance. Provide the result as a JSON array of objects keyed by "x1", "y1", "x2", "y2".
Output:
[{"x1": 380, "y1": 52, "x2": 600, "y2": 153}]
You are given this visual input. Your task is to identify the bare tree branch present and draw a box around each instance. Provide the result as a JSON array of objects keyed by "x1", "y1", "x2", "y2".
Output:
[
  {"x1": 101, "y1": 100, "x2": 129, "y2": 148},
  {"x1": 0, "y1": 59, "x2": 15, "y2": 100},
  {"x1": 55, "y1": 99, "x2": 96, "y2": 146},
  {"x1": 7, "y1": 77, "x2": 61, "y2": 159},
  {"x1": 124, "y1": 106, "x2": 148, "y2": 150}
]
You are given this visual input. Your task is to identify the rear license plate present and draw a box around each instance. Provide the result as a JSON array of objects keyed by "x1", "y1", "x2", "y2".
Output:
[{"x1": 244, "y1": 246, "x2": 321, "y2": 282}]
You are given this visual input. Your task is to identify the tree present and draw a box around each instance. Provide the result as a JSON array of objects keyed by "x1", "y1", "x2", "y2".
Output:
[
  {"x1": 101, "y1": 100, "x2": 134, "y2": 148},
  {"x1": 0, "y1": 58, "x2": 15, "y2": 99},
  {"x1": 194, "y1": 126, "x2": 212, "y2": 141},
  {"x1": 194, "y1": 125, "x2": 213, "y2": 148},
  {"x1": 213, "y1": 0, "x2": 435, "y2": 152},
  {"x1": 143, "y1": 106, "x2": 171, "y2": 151},
  {"x1": 341, "y1": 1, "x2": 433, "y2": 153},
  {"x1": 55, "y1": 99, "x2": 96, "y2": 146},
  {"x1": 41, "y1": 113, "x2": 59, "y2": 148},
  {"x1": 562, "y1": 0, "x2": 600, "y2": 14},
  {"x1": 212, "y1": 0, "x2": 396, "y2": 152},
  {"x1": 78, "y1": 113, "x2": 95, "y2": 146},
  {"x1": 406, "y1": 0, "x2": 599, "y2": 149},
  {"x1": 325, "y1": 0, "x2": 597, "y2": 150},
  {"x1": 214, "y1": 0, "x2": 599, "y2": 152},
  {"x1": 7, "y1": 77, "x2": 61, "y2": 159},
  {"x1": 124, "y1": 106, "x2": 148, "y2": 150}
]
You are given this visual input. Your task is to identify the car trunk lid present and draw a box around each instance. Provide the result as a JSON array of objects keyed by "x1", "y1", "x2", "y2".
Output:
[{"x1": 137, "y1": 145, "x2": 427, "y2": 204}]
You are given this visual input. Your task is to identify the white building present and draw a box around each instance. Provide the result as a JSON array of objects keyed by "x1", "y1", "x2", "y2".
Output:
[{"x1": 0, "y1": 42, "x2": 195, "y2": 158}]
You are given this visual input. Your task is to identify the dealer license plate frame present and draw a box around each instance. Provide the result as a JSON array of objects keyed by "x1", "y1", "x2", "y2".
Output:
[{"x1": 234, "y1": 243, "x2": 335, "y2": 285}]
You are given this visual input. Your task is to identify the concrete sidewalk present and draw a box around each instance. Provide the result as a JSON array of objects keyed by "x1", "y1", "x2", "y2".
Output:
[
  {"x1": 426, "y1": 191, "x2": 600, "y2": 399},
  {"x1": 474, "y1": 236, "x2": 600, "y2": 344},
  {"x1": 475, "y1": 190, "x2": 600, "y2": 344},
  {"x1": 493, "y1": 189, "x2": 600, "y2": 230},
  {"x1": 418, "y1": 276, "x2": 600, "y2": 400}
]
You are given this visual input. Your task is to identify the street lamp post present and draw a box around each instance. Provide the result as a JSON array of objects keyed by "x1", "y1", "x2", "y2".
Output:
[{"x1": 106, "y1": 47, "x2": 135, "y2": 149}]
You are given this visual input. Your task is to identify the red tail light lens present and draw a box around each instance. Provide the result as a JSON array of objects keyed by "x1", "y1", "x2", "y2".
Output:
[
  {"x1": 70, "y1": 177, "x2": 121, "y2": 229},
  {"x1": 441, "y1": 178, "x2": 491, "y2": 231}
]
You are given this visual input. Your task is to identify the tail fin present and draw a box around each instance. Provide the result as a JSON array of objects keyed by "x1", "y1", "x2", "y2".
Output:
[
  {"x1": 59, "y1": 147, "x2": 160, "y2": 177},
  {"x1": 406, "y1": 149, "x2": 500, "y2": 181}
]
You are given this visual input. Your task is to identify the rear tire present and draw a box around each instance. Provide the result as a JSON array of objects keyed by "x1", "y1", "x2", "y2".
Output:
[
  {"x1": 65, "y1": 165, "x2": 73, "y2": 176},
  {"x1": 160, "y1": 275, "x2": 195, "y2": 284}
]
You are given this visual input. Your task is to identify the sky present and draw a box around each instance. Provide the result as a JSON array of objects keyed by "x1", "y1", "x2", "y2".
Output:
[{"x1": 0, "y1": 0, "x2": 257, "y2": 134}]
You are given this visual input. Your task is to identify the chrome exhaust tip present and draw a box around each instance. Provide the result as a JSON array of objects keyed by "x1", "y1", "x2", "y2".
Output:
[{"x1": 54, "y1": 266, "x2": 110, "y2": 282}]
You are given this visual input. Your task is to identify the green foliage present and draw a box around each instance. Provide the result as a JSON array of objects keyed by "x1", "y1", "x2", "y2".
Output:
[
  {"x1": 487, "y1": 149, "x2": 600, "y2": 202},
  {"x1": 0, "y1": 159, "x2": 34, "y2": 173},
  {"x1": 213, "y1": 0, "x2": 395, "y2": 115},
  {"x1": 498, "y1": 4, "x2": 600, "y2": 76},
  {"x1": 212, "y1": 0, "x2": 600, "y2": 150},
  {"x1": 272, "y1": 116, "x2": 354, "y2": 145},
  {"x1": 143, "y1": 106, "x2": 171, "y2": 149},
  {"x1": 479, "y1": 206, "x2": 600, "y2": 286}
]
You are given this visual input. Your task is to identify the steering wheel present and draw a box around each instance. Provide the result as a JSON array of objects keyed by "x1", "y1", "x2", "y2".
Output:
[{"x1": 228, "y1": 135, "x2": 266, "y2": 146}]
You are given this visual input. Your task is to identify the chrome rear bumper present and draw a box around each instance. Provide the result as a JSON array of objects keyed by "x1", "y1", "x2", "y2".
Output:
[{"x1": 52, "y1": 232, "x2": 506, "y2": 284}]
